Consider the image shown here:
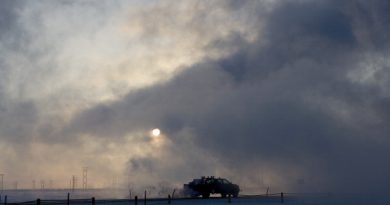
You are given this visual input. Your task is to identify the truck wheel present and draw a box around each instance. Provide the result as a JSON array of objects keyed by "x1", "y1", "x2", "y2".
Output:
[
  {"x1": 233, "y1": 192, "x2": 238, "y2": 198},
  {"x1": 221, "y1": 193, "x2": 226, "y2": 198}
]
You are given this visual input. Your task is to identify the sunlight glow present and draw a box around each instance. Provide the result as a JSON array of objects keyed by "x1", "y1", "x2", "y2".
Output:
[{"x1": 152, "y1": 128, "x2": 161, "y2": 137}]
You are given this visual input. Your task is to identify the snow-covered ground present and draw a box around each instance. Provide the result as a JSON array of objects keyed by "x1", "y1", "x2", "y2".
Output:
[
  {"x1": 0, "y1": 189, "x2": 128, "y2": 203},
  {"x1": 1, "y1": 190, "x2": 390, "y2": 205}
]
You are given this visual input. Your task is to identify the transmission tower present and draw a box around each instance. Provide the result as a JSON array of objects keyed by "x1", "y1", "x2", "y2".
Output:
[
  {"x1": 82, "y1": 167, "x2": 88, "y2": 190},
  {"x1": 32, "y1": 180, "x2": 36, "y2": 190},
  {"x1": 40, "y1": 180, "x2": 45, "y2": 190},
  {"x1": 72, "y1": 176, "x2": 77, "y2": 191}
]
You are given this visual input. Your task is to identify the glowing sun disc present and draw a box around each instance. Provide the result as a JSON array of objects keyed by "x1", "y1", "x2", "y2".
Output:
[{"x1": 152, "y1": 128, "x2": 161, "y2": 136}]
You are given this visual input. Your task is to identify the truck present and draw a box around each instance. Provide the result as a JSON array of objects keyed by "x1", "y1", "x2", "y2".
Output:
[{"x1": 183, "y1": 176, "x2": 240, "y2": 198}]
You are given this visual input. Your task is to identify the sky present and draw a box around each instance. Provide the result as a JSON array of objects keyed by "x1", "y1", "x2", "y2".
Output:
[{"x1": 1, "y1": 0, "x2": 390, "y2": 193}]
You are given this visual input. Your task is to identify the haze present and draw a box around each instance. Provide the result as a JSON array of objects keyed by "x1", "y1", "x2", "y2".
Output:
[{"x1": 1, "y1": 0, "x2": 390, "y2": 194}]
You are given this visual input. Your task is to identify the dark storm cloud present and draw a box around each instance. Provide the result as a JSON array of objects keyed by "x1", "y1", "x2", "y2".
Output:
[
  {"x1": 0, "y1": 0, "x2": 19, "y2": 96},
  {"x1": 0, "y1": 0, "x2": 20, "y2": 37},
  {"x1": 347, "y1": 0, "x2": 390, "y2": 50},
  {"x1": 0, "y1": 1, "x2": 39, "y2": 143},
  {"x1": 0, "y1": 1, "x2": 50, "y2": 145},
  {"x1": 64, "y1": 0, "x2": 390, "y2": 192},
  {"x1": 0, "y1": 101, "x2": 38, "y2": 142}
]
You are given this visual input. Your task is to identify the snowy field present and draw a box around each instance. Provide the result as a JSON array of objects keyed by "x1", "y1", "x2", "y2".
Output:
[{"x1": 1, "y1": 190, "x2": 390, "y2": 205}]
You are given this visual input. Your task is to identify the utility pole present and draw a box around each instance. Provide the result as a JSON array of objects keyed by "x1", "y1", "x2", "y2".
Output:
[{"x1": 0, "y1": 174, "x2": 3, "y2": 193}]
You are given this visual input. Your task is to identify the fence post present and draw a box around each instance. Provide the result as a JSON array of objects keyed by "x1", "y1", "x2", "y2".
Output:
[
  {"x1": 92, "y1": 197, "x2": 95, "y2": 205},
  {"x1": 67, "y1": 193, "x2": 70, "y2": 205},
  {"x1": 135, "y1": 196, "x2": 138, "y2": 205},
  {"x1": 168, "y1": 194, "x2": 171, "y2": 204},
  {"x1": 4, "y1": 195, "x2": 7, "y2": 205},
  {"x1": 281, "y1": 192, "x2": 284, "y2": 203},
  {"x1": 228, "y1": 194, "x2": 231, "y2": 203},
  {"x1": 37, "y1": 198, "x2": 41, "y2": 205},
  {"x1": 144, "y1": 190, "x2": 146, "y2": 205}
]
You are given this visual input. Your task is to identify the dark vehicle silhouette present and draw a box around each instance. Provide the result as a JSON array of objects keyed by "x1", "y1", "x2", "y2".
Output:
[{"x1": 183, "y1": 176, "x2": 240, "y2": 198}]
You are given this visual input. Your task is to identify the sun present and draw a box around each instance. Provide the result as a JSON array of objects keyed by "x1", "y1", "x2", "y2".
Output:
[{"x1": 152, "y1": 128, "x2": 161, "y2": 137}]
